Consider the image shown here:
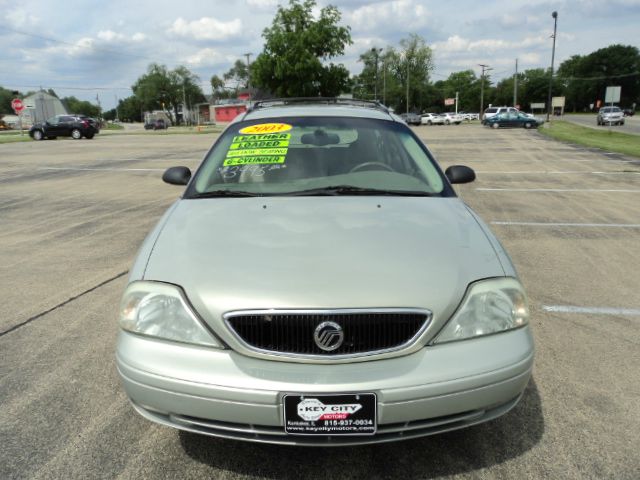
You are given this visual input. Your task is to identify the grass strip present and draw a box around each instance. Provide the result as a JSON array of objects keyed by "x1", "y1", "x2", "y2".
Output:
[
  {"x1": 0, "y1": 134, "x2": 31, "y2": 144},
  {"x1": 539, "y1": 120, "x2": 640, "y2": 158}
]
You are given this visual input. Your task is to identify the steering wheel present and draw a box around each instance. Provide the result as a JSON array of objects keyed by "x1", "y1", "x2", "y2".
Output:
[{"x1": 349, "y1": 162, "x2": 395, "y2": 173}]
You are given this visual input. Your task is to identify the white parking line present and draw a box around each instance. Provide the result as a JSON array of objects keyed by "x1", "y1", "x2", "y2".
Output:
[
  {"x1": 491, "y1": 221, "x2": 640, "y2": 228},
  {"x1": 543, "y1": 305, "x2": 640, "y2": 316},
  {"x1": 38, "y1": 167, "x2": 165, "y2": 172},
  {"x1": 478, "y1": 188, "x2": 640, "y2": 193}
]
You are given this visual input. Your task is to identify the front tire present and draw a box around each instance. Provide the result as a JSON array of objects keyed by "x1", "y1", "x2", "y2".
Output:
[
  {"x1": 32, "y1": 130, "x2": 44, "y2": 141},
  {"x1": 524, "y1": 122, "x2": 532, "y2": 129},
  {"x1": 71, "y1": 129, "x2": 82, "y2": 139},
  {"x1": 492, "y1": 123, "x2": 499, "y2": 129}
]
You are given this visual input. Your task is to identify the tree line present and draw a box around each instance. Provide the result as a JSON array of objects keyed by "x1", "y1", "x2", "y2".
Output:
[{"x1": 2, "y1": 0, "x2": 638, "y2": 121}]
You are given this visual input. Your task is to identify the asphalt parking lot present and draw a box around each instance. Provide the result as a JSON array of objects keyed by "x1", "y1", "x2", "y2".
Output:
[{"x1": 1, "y1": 125, "x2": 639, "y2": 479}]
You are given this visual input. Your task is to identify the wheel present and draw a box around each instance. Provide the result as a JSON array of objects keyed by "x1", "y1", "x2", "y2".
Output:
[
  {"x1": 85, "y1": 133, "x2": 95, "y2": 139},
  {"x1": 524, "y1": 122, "x2": 532, "y2": 129},
  {"x1": 492, "y1": 123, "x2": 499, "y2": 129},
  {"x1": 71, "y1": 129, "x2": 82, "y2": 139},
  {"x1": 445, "y1": 120, "x2": 450, "y2": 125},
  {"x1": 32, "y1": 130, "x2": 44, "y2": 140},
  {"x1": 349, "y1": 162, "x2": 395, "y2": 173},
  {"x1": 427, "y1": 121, "x2": 432, "y2": 126}
]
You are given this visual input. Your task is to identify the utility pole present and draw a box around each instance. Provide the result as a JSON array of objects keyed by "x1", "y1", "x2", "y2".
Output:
[
  {"x1": 455, "y1": 91, "x2": 459, "y2": 114},
  {"x1": 513, "y1": 58, "x2": 518, "y2": 107},
  {"x1": 95, "y1": 94, "x2": 102, "y2": 122},
  {"x1": 371, "y1": 48, "x2": 382, "y2": 101},
  {"x1": 547, "y1": 11, "x2": 558, "y2": 122},
  {"x1": 382, "y1": 56, "x2": 386, "y2": 105},
  {"x1": 182, "y1": 83, "x2": 187, "y2": 125},
  {"x1": 244, "y1": 53, "x2": 252, "y2": 94},
  {"x1": 114, "y1": 95, "x2": 119, "y2": 121},
  {"x1": 478, "y1": 64, "x2": 492, "y2": 116},
  {"x1": 405, "y1": 53, "x2": 411, "y2": 114}
]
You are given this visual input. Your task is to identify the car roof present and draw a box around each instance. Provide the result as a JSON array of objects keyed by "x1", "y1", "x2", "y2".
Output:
[{"x1": 236, "y1": 98, "x2": 401, "y2": 124}]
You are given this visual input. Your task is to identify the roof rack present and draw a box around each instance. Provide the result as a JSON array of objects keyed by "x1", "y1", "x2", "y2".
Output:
[{"x1": 247, "y1": 97, "x2": 390, "y2": 114}]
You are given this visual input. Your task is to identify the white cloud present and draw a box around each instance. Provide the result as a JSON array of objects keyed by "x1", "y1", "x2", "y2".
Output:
[
  {"x1": 346, "y1": 0, "x2": 430, "y2": 32},
  {"x1": 132, "y1": 32, "x2": 146, "y2": 42},
  {"x1": 168, "y1": 17, "x2": 243, "y2": 41},
  {"x1": 184, "y1": 48, "x2": 233, "y2": 67},
  {"x1": 246, "y1": 0, "x2": 280, "y2": 9},
  {"x1": 97, "y1": 30, "x2": 125, "y2": 42},
  {"x1": 4, "y1": 9, "x2": 40, "y2": 27}
]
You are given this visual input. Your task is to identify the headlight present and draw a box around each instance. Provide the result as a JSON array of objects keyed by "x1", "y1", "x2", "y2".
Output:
[
  {"x1": 119, "y1": 281, "x2": 222, "y2": 348},
  {"x1": 433, "y1": 277, "x2": 529, "y2": 344}
]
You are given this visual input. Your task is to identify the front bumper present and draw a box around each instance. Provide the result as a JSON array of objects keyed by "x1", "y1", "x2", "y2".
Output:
[{"x1": 116, "y1": 327, "x2": 534, "y2": 446}]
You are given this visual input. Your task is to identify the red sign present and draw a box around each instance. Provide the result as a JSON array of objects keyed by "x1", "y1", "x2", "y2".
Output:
[
  {"x1": 11, "y1": 98, "x2": 24, "y2": 113},
  {"x1": 444, "y1": 98, "x2": 455, "y2": 106}
]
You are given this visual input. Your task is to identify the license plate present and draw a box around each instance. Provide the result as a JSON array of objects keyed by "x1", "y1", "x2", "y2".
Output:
[{"x1": 284, "y1": 393, "x2": 376, "y2": 435}]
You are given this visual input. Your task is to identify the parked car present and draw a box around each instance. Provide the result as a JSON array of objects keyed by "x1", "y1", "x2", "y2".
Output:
[
  {"x1": 78, "y1": 115, "x2": 100, "y2": 133},
  {"x1": 482, "y1": 107, "x2": 532, "y2": 124},
  {"x1": 28, "y1": 114, "x2": 97, "y2": 140},
  {"x1": 597, "y1": 107, "x2": 625, "y2": 125},
  {"x1": 116, "y1": 97, "x2": 534, "y2": 446},
  {"x1": 441, "y1": 112, "x2": 463, "y2": 125},
  {"x1": 400, "y1": 112, "x2": 422, "y2": 125},
  {"x1": 420, "y1": 113, "x2": 444, "y2": 125},
  {"x1": 144, "y1": 118, "x2": 170, "y2": 130},
  {"x1": 458, "y1": 112, "x2": 479, "y2": 122},
  {"x1": 622, "y1": 108, "x2": 635, "y2": 117},
  {"x1": 485, "y1": 112, "x2": 543, "y2": 129}
]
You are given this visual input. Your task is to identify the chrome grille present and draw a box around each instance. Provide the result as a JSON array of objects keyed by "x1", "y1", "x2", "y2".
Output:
[{"x1": 224, "y1": 309, "x2": 431, "y2": 357}]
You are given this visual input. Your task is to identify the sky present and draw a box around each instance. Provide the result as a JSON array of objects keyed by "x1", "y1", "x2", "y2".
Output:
[{"x1": 0, "y1": 0, "x2": 638, "y2": 110}]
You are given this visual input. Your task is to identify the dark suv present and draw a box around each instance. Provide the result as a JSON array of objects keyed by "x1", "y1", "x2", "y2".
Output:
[{"x1": 29, "y1": 115, "x2": 98, "y2": 140}]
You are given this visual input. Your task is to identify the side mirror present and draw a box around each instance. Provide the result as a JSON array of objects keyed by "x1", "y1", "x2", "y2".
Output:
[
  {"x1": 162, "y1": 166, "x2": 192, "y2": 185},
  {"x1": 445, "y1": 165, "x2": 476, "y2": 184}
]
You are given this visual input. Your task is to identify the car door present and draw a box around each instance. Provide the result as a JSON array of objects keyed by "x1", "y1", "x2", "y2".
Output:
[
  {"x1": 43, "y1": 116, "x2": 62, "y2": 136},
  {"x1": 57, "y1": 116, "x2": 76, "y2": 136}
]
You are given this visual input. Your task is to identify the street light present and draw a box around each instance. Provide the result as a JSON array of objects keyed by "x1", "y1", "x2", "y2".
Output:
[{"x1": 547, "y1": 11, "x2": 558, "y2": 122}]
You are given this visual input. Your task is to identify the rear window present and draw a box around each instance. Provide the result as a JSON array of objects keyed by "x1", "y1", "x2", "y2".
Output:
[{"x1": 188, "y1": 116, "x2": 448, "y2": 197}]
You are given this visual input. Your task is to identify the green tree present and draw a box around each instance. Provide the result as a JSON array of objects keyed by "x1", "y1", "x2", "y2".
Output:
[
  {"x1": 223, "y1": 60, "x2": 250, "y2": 91},
  {"x1": 353, "y1": 35, "x2": 434, "y2": 113},
  {"x1": 251, "y1": 0, "x2": 352, "y2": 97},
  {"x1": 61, "y1": 96, "x2": 101, "y2": 117},
  {"x1": 557, "y1": 45, "x2": 640, "y2": 110},
  {"x1": 438, "y1": 70, "x2": 481, "y2": 112},
  {"x1": 384, "y1": 35, "x2": 434, "y2": 113},
  {"x1": 132, "y1": 63, "x2": 205, "y2": 124}
]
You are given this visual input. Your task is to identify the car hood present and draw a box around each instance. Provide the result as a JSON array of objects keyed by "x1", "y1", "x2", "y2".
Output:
[{"x1": 143, "y1": 197, "x2": 506, "y2": 338}]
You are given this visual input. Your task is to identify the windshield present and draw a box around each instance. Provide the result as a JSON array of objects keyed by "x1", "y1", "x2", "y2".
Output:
[{"x1": 187, "y1": 116, "x2": 450, "y2": 197}]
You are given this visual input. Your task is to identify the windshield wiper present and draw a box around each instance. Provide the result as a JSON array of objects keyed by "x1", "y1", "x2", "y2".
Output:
[
  {"x1": 192, "y1": 190, "x2": 264, "y2": 198},
  {"x1": 284, "y1": 185, "x2": 435, "y2": 197}
]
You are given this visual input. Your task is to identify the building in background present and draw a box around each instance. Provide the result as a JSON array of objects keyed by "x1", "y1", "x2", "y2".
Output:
[{"x1": 20, "y1": 90, "x2": 68, "y2": 127}]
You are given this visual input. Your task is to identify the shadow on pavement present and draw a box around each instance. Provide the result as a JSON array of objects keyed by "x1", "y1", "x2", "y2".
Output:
[{"x1": 179, "y1": 379, "x2": 543, "y2": 479}]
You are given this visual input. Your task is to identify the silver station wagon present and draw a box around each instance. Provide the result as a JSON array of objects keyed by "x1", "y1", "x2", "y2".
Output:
[{"x1": 116, "y1": 98, "x2": 534, "y2": 446}]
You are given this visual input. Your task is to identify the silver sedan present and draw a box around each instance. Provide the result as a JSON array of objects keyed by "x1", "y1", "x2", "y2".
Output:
[{"x1": 116, "y1": 99, "x2": 534, "y2": 446}]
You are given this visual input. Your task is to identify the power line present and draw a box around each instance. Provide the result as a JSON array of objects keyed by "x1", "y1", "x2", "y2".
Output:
[
  {"x1": 0, "y1": 24, "x2": 152, "y2": 61},
  {"x1": 555, "y1": 71, "x2": 640, "y2": 81}
]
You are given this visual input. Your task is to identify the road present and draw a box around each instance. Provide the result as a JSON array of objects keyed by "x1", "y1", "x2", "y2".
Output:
[
  {"x1": 1, "y1": 126, "x2": 639, "y2": 479},
  {"x1": 563, "y1": 113, "x2": 640, "y2": 135}
]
